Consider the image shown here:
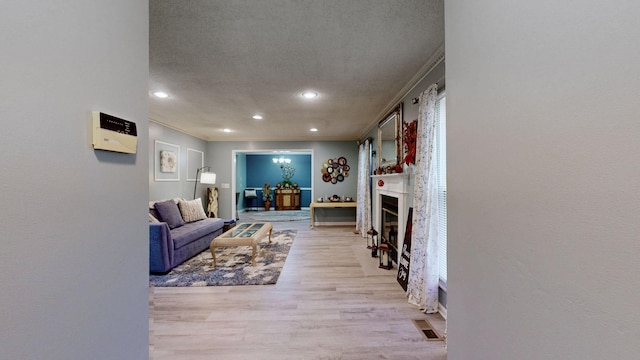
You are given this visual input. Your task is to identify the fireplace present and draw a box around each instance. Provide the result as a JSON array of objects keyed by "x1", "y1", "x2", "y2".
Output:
[
  {"x1": 381, "y1": 195, "x2": 399, "y2": 263},
  {"x1": 371, "y1": 173, "x2": 409, "y2": 266}
]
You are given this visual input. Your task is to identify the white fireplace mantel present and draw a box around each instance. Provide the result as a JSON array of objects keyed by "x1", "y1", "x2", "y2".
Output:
[
  {"x1": 371, "y1": 173, "x2": 410, "y2": 194},
  {"x1": 371, "y1": 173, "x2": 410, "y2": 265}
]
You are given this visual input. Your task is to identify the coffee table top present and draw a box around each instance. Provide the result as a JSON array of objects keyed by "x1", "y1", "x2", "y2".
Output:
[{"x1": 218, "y1": 222, "x2": 271, "y2": 239}]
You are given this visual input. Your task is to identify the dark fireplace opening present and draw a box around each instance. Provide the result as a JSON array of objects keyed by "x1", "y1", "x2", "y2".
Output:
[{"x1": 381, "y1": 195, "x2": 399, "y2": 264}]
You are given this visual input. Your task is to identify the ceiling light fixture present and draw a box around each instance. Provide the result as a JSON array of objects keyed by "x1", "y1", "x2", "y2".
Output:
[
  {"x1": 223, "y1": 128, "x2": 231, "y2": 133},
  {"x1": 310, "y1": 128, "x2": 318, "y2": 132},
  {"x1": 302, "y1": 91, "x2": 318, "y2": 99},
  {"x1": 153, "y1": 91, "x2": 169, "y2": 98},
  {"x1": 272, "y1": 157, "x2": 291, "y2": 164},
  {"x1": 252, "y1": 115, "x2": 263, "y2": 120}
]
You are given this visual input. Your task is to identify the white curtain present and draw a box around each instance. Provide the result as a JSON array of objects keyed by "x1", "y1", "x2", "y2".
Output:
[
  {"x1": 356, "y1": 139, "x2": 371, "y2": 236},
  {"x1": 407, "y1": 84, "x2": 440, "y2": 313}
]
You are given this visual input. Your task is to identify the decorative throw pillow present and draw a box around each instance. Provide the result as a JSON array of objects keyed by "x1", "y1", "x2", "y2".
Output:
[
  {"x1": 178, "y1": 198, "x2": 208, "y2": 223},
  {"x1": 154, "y1": 200, "x2": 185, "y2": 229},
  {"x1": 149, "y1": 213, "x2": 160, "y2": 223}
]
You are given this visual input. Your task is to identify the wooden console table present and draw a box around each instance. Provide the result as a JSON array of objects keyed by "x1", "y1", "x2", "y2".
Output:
[
  {"x1": 275, "y1": 189, "x2": 301, "y2": 210},
  {"x1": 309, "y1": 201, "x2": 357, "y2": 228}
]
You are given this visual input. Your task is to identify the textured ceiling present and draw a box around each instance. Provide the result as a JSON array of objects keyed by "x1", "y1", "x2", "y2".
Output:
[{"x1": 149, "y1": 0, "x2": 444, "y2": 141}]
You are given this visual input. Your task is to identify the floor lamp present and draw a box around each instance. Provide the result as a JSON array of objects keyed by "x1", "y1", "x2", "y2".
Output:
[{"x1": 193, "y1": 166, "x2": 216, "y2": 199}]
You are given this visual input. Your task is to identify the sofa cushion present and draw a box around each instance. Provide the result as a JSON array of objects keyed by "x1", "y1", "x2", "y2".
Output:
[
  {"x1": 149, "y1": 213, "x2": 160, "y2": 223},
  {"x1": 171, "y1": 218, "x2": 225, "y2": 250},
  {"x1": 178, "y1": 198, "x2": 207, "y2": 223},
  {"x1": 154, "y1": 200, "x2": 184, "y2": 229},
  {"x1": 149, "y1": 208, "x2": 160, "y2": 221}
]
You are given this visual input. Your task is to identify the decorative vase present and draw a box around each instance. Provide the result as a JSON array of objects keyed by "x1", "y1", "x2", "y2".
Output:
[{"x1": 264, "y1": 200, "x2": 271, "y2": 211}]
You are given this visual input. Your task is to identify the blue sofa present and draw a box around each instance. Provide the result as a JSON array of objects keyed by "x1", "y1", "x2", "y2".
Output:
[{"x1": 149, "y1": 200, "x2": 225, "y2": 273}]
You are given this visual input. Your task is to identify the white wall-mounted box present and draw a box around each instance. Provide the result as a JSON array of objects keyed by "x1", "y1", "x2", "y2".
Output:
[{"x1": 92, "y1": 111, "x2": 137, "y2": 154}]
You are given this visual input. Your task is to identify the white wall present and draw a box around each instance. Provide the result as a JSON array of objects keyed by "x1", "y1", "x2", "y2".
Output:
[
  {"x1": 446, "y1": 1, "x2": 640, "y2": 359},
  {"x1": 0, "y1": 1, "x2": 149, "y2": 359},
  {"x1": 149, "y1": 121, "x2": 209, "y2": 201}
]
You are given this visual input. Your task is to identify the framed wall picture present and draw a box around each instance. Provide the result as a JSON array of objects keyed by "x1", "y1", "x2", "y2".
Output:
[
  {"x1": 154, "y1": 140, "x2": 180, "y2": 182},
  {"x1": 186, "y1": 148, "x2": 204, "y2": 182}
]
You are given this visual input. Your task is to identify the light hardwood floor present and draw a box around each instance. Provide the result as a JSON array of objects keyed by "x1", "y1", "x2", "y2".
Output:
[{"x1": 149, "y1": 219, "x2": 447, "y2": 360}]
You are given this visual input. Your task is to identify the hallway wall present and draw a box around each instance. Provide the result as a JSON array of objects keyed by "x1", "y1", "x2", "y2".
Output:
[
  {"x1": 446, "y1": 1, "x2": 640, "y2": 359},
  {"x1": 0, "y1": 1, "x2": 149, "y2": 358}
]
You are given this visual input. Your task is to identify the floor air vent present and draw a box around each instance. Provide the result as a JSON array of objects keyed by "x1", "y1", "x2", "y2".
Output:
[{"x1": 412, "y1": 319, "x2": 443, "y2": 341}]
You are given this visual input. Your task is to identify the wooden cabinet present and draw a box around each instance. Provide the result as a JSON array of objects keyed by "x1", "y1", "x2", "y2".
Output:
[{"x1": 275, "y1": 189, "x2": 301, "y2": 210}]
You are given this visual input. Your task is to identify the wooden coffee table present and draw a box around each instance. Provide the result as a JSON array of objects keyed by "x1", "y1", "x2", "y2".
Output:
[{"x1": 209, "y1": 222, "x2": 273, "y2": 267}]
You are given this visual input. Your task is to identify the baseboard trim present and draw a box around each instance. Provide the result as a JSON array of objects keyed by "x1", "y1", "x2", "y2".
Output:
[{"x1": 313, "y1": 221, "x2": 356, "y2": 227}]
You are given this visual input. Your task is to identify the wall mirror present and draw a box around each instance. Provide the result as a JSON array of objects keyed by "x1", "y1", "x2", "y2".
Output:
[{"x1": 377, "y1": 104, "x2": 402, "y2": 168}]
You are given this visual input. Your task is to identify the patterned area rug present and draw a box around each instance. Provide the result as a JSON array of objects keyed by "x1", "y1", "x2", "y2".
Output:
[
  {"x1": 149, "y1": 229, "x2": 296, "y2": 287},
  {"x1": 240, "y1": 209, "x2": 310, "y2": 222}
]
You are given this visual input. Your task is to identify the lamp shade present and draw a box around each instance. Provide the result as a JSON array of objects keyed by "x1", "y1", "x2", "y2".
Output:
[{"x1": 200, "y1": 172, "x2": 216, "y2": 184}]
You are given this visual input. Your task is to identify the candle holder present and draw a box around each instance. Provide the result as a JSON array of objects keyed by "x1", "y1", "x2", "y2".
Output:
[
  {"x1": 370, "y1": 229, "x2": 379, "y2": 258},
  {"x1": 366, "y1": 227, "x2": 378, "y2": 249},
  {"x1": 378, "y1": 242, "x2": 392, "y2": 270}
]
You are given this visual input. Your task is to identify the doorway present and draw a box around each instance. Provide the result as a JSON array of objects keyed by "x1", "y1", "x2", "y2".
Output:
[{"x1": 231, "y1": 149, "x2": 314, "y2": 217}]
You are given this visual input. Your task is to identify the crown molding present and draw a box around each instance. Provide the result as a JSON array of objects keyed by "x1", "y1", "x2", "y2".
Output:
[
  {"x1": 149, "y1": 118, "x2": 211, "y2": 141},
  {"x1": 360, "y1": 42, "x2": 445, "y2": 139}
]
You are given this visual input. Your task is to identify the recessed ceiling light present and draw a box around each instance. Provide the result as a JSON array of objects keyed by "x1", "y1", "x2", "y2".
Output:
[
  {"x1": 153, "y1": 91, "x2": 169, "y2": 98},
  {"x1": 310, "y1": 128, "x2": 318, "y2": 132},
  {"x1": 302, "y1": 91, "x2": 318, "y2": 99},
  {"x1": 223, "y1": 128, "x2": 231, "y2": 133},
  {"x1": 252, "y1": 115, "x2": 263, "y2": 120}
]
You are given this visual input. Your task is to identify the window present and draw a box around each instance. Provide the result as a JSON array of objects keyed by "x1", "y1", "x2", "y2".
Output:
[{"x1": 434, "y1": 93, "x2": 447, "y2": 284}]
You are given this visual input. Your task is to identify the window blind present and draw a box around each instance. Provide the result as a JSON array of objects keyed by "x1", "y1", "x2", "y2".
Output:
[{"x1": 434, "y1": 94, "x2": 447, "y2": 283}]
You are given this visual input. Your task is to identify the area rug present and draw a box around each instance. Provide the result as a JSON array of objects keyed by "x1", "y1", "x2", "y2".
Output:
[
  {"x1": 240, "y1": 209, "x2": 310, "y2": 222},
  {"x1": 149, "y1": 229, "x2": 296, "y2": 287}
]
